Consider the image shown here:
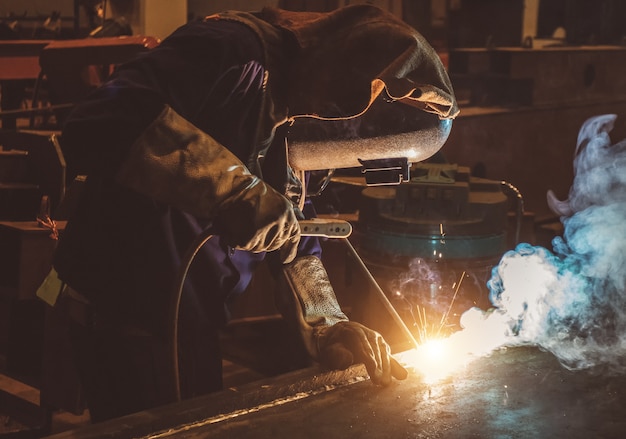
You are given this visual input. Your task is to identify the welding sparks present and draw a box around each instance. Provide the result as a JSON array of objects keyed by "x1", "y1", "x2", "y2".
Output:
[
  {"x1": 400, "y1": 249, "x2": 574, "y2": 381},
  {"x1": 400, "y1": 307, "x2": 513, "y2": 382},
  {"x1": 399, "y1": 271, "x2": 493, "y2": 382}
]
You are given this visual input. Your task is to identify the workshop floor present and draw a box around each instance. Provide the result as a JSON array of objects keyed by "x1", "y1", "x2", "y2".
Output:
[{"x1": 0, "y1": 360, "x2": 87, "y2": 437}]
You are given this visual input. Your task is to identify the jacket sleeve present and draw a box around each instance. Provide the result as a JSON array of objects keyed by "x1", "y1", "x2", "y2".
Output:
[{"x1": 115, "y1": 105, "x2": 265, "y2": 219}]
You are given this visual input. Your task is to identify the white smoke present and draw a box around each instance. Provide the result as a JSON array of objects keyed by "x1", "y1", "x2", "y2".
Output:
[{"x1": 461, "y1": 114, "x2": 626, "y2": 373}]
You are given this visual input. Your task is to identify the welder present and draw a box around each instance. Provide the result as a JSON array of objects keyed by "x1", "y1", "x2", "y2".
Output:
[{"x1": 51, "y1": 5, "x2": 458, "y2": 422}]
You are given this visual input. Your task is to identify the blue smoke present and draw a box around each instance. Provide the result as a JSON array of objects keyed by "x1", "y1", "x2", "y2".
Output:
[{"x1": 486, "y1": 114, "x2": 626, "y2": 372}]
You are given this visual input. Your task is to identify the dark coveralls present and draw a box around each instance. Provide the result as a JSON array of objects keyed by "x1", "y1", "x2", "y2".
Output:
[{"x1": 54, "y1": 17, "x2": 318, "y2": 421}]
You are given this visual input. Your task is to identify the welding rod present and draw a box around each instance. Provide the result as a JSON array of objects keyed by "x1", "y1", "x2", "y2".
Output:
[
  {"x1": 342, "y1": 238, "x2": 419, "y2": 350},
  {"x1": 300, "y1": 220, "x2": 419, "y2": 347},
  {"x1": 301, "y1": 220, "x2": 419, "y2": 349}
]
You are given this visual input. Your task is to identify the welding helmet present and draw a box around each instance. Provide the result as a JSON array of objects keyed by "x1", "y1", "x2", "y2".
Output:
[{"x1": 258, "y1": 5, "x2": 458, "y2": 179}]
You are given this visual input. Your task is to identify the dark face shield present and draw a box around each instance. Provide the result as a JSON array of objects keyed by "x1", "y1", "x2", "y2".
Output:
[{"x1": 286, "y1": 94, "x2": 453, "y2": 173}]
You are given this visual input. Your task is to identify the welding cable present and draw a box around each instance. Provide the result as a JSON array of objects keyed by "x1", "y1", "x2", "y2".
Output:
[{"x1": 166, "y1": 226, "x2": 215, "y2": 402}]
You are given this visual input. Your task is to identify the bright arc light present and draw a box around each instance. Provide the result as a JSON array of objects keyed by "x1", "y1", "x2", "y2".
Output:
[
  {"x1": 398, "y1": 308, "x2": 514, "y2": 384},
  {"x1": 423, "y1": 338, "x2": 446, "y2": 359},
  {"x1": 400, "y1": 337, "x2": 471, "y2": 383}
]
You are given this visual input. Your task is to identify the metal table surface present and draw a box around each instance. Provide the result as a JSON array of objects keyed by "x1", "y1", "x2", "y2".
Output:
[{"x1": 46, "y1": 345, "x2": 626, "y2": 439}]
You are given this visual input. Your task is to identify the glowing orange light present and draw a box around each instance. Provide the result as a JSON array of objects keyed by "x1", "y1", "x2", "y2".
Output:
[
  {"x1": 400, "y1": 337, "x2": 469, "y2": 383},
  {"x1": 399, "y1": 307, "x2": 514, "y2": 383}
]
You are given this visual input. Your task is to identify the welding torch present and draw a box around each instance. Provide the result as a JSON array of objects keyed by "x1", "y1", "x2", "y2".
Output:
[{"x1": 166, "y1": 218, "x2": 417, "y2": 402}]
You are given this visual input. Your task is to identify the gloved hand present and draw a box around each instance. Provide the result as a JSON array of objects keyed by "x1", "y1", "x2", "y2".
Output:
[
  {"x1": 215, "y1": 178, "x2": 300, "y2": 263},
  {"x1": 280, "y1": 255, "x2": 408, "y2": 385},
  {"x1": 316, "y1": 321, "x2": 408, "y2": 386}
]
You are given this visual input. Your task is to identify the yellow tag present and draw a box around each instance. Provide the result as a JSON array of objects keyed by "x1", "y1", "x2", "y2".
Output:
[{"x1": 36, "y1": 267, "x2": 64, "y2": 307}]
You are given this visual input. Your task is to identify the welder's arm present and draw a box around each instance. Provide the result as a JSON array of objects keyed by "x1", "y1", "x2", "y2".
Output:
[
  {"x1": 279, "y1": 255, "x2": 407, "y2": 385},
  {"x1": 115, "y1": 105, "x2": 299, "y2": 262}
]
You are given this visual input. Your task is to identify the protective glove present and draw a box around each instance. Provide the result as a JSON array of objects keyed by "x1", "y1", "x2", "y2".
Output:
[
  {"x1": 215, "y1": 179, "x2": 300, "y2": 262},
  {"x1": 280, "y1": 255, "x2": 407, "y2": 385},
  {"x1": 316, "y1": 321, "x2": 408, "y2": 386},
  {"x1": 115, "y1": 105, "x2": 300, "y2": 262}
]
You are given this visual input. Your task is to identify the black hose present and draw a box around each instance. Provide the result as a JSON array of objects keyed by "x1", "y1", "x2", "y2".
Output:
[{"x1": 167, "y1": 227, "x2": 214, "y2": 402}]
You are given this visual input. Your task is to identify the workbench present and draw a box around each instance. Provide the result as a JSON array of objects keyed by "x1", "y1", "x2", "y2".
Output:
[
  {"x1": 0, "y1": 40, "x2": 51, "y2": 82},
  {"x1": 43, "y1": 346, "x2": 626, "y2": 438}
]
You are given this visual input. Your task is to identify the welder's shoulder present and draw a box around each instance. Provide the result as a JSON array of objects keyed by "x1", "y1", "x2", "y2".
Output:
[{"x1": 157, "y1": 18, "x2": 264, "y2": 63}]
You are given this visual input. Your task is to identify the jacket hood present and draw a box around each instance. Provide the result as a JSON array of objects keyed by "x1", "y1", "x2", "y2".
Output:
[{"x1": 257, "y1": 5, "x2": 458, "y2": 121}]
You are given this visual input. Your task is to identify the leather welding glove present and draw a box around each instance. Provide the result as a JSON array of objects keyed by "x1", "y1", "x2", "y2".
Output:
[
  {"x1": 280, "y1": 255, "x2": 408, "y2": 385},
  {"x1": 316, "y1": 321, "x2": 408, "y2": 386},
  {"x1": 115, "y1": 105, "x2": 300, "y2": 262},
  {"x1": 215, "y1": 180, "x2": 300, "y2": 262}
]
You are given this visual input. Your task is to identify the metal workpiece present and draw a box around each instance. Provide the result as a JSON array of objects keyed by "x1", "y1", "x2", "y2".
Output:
[
  {"x1": 45, "y1": 346, "x2": 626, "y2": 439},
  {"x1": 195, "y1": 346, "x2": 626, "y2": 439}
]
